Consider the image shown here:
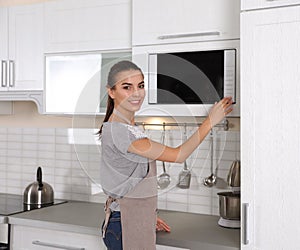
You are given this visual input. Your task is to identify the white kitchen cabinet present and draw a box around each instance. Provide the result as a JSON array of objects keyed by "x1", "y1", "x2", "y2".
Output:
[
  {"x1": 241, "y1": 5, "x2": 300, "y2": 250},
  {"x1": 0, "y1": 3, "x2": 44, "y2": 91},
  {"x1": 10, "y1": 225, "x2": 190, "y2": 250},
  {"x1": 10, "y1": 224, "x2": 105, "y2": 250},
  {"x1": 242, "y1": 0, "x2": 300, "y2": 10},
  {"x1": 44, "y1": 0, "x2": 131, "y2": 53},
  {"x1": 132, "y1": 0, "x2": 240, "y2": 46},
  {"x1": 44, "y1": 51, "x2": 131, "y2": 114}
]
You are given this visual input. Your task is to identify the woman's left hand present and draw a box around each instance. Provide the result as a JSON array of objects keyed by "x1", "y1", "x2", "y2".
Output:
[{"x1": 156, "y1": 216, "x2": 171, "y2": 232}]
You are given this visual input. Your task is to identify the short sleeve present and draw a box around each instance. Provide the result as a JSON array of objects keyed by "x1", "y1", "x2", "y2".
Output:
[{"x1": 110, "y1": 123, "x2": 147, "y2": 154}]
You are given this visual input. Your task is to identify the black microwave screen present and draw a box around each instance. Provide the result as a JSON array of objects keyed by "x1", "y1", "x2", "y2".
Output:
[{"x1": 156, "y1": 50, "x2": 224, "y2": 104}]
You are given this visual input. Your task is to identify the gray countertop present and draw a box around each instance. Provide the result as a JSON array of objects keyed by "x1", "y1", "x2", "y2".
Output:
[{"x1": 8, "y1": 201, "x2": 240, "y2": 250}]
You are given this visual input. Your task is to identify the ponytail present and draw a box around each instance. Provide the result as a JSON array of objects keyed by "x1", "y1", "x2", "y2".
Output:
[{"x1": 98, "y1": 95, "x2": 114, "y2": 136}]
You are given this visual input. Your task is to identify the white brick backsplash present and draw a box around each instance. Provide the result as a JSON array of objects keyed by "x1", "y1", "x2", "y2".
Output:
[
  {"x1": 55, "y1": 175, "x2": 72, "y2": 184},
  {"x1": 7, "y1": 187, "x2": 21, "y2": 194},
  {"x1": 0, "y1": 127, "x2": 240, "y2": 216},
  {"x1": 7, "y1": 128, "x2": 22, "y2": 134},
  {"x1": 38, "y1": 135, "x2": 55, "y2": 144},
  {"x1": 38, "y1": 128, "x2": 55, "y2": 136},
  {"x1": 22, "y1": 142, "x2": 37, "y2": 151},
  {"x1": 22, "y1": 128, "x2": 38, "y2": 135},
  {"x1": 0, "y1": 134, "x2": 7, "y2": 141},
  {"x1": 38, "y1": 151, "x2": 55, "y2": 159},
  {"x1": 0, "y1": 128, "x2": 7, "y2": 134},
  {"x1": 21, "y1": 150, "x2": 37, "y2": 158},
  {"x1": 38, "y1": 143, "x2": 55, "y2": 152},
  {"x1": 23, "y1": 135, "x2": 38, "y2": 143},
  {"x1": 22, "y1": 157, "x2": 38, "y2": 166},
  {"x1": 7, "y1": 150, "x2": 22, "y2": 159}
]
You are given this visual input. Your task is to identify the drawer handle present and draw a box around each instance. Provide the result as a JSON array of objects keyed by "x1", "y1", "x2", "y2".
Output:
[
  {"x1": 32, "y1": 240, "x2": 85, "y2": 250},
  {"x1": 158, "y1": 31, "x2": 220, "y2": 40}
]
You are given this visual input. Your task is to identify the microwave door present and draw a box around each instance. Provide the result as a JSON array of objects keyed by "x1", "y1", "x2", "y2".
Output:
[{"x1": 148, "y1": 54, "x2": 158, "y2": 104}]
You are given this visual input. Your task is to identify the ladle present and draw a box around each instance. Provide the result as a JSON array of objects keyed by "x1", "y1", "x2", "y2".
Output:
[
  {"x1": 157, "y1": 124, "x2": 171, "y2": 189},
  {"x1": 204, "y1": 131, "x2": 217, "y2": 187}
]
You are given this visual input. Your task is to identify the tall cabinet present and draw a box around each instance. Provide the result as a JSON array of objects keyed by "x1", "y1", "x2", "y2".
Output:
[{"x1": 241, "y1": 2, "x2": 300, "y2": 249}]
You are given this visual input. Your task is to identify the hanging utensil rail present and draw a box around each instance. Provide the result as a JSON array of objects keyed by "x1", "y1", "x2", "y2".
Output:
[{"x1": 136, "y1": 119, "x2": 229, "y2": 130}]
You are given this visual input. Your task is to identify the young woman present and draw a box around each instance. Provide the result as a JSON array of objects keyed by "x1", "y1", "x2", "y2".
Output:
[{"x1": 99, "y1": 60, "x2": 233, "y2": 250}]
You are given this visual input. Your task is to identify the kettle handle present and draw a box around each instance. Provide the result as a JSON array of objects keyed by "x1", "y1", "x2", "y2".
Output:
[
  {"x1": 37, "y1": 166, "x2": 43, "y2": 190},
  {"x1": 227, "y1": 160, "x2": 240, "y2": 186}
]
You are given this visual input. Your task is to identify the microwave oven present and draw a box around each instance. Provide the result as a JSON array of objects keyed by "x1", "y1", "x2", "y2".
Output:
[
  {"x1": 148, "y1": 49, "x2": 236, "y2": 105},
  {"x1": 133, "y1": 40, "x2": 240, "y2": 117}
]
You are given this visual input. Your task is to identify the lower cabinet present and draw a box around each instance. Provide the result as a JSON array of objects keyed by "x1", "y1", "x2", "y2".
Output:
[
  {"x1": 10, "y1": 225, "x2": 188, "y2": 250},
  {"x1": 10, "y1": 225, "x2": 105, "y2": 250}
]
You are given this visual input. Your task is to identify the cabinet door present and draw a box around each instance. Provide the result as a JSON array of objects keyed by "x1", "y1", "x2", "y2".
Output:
[
  {"x1": 45, "y1": 51, "x2": 131, "y2": 114},
  {"x1": 241, "y1": 6, "x2": 300, "y2": 249},
  {"x1": 242, "y1": 0, "x2": 300, "y2": 10},
  {"x1": 11, "y1": 225, "x2": 106, "y2": 250},
  {"x1": 132, "y1": 0, "x2": 240, "y2": 46},
  {"x1": 0, "y1": 7, "x2": 9, "y2": 91},
  {"x1": 44, "y1": 0, "x2": 131, "y2": 53},
  {"x1": 8, "y1": 4, "x2": 44, "y2": 90}
]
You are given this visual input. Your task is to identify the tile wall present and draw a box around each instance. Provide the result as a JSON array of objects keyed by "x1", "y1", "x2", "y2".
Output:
[{"x1": 0, "y1": 126, "x2": 240, "y2": 216}]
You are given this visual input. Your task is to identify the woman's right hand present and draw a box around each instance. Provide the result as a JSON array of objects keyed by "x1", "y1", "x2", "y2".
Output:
[{"x1": 208, "y1": 97, "x2": 234, "y2": 128}]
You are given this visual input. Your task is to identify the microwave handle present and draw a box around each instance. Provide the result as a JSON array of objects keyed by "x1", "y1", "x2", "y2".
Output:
[
  {"x1": 158, "y1": 31, "x2": 220, "y2": 40},
  {"x1": 224, "y1": 50, "x2": 236, "y2": 103},
  {"x1": 148, "y1": 54, "x2": 158, "y2": 104}
]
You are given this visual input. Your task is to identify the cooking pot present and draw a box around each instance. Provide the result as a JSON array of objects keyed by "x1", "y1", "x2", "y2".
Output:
[
  {"x1": 23, "y1": 167, "x2": 54, "y2": 209},
  {"x1": 217, "y1": 192, "x2": 240, "y2": 220}
]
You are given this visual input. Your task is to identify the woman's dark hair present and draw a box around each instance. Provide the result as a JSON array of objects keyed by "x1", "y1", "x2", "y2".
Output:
[{"x1": 98, "y1": 60, "x2": 143, "y2": 136}]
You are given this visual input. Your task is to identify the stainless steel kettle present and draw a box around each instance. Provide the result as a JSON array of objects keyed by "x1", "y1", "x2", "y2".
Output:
[
  {"x1": 23, "y1": 166, "x2": 54, "y2": 209},
  {"x1": 227, "y1": 160, "x2": 240, "y2": 187}
]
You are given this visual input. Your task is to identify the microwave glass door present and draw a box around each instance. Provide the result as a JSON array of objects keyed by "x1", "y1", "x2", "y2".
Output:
[{"x1": 149, "y1": 50, "x2": 235, "y2": 105}]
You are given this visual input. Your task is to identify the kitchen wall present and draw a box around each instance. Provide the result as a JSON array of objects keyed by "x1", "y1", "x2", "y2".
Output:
[{"x1": 0, "y1": 101, "x2": 240, "y2": 215}]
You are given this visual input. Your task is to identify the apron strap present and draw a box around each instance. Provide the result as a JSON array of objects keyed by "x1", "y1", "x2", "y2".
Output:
[{"x1": 102, "y1": 196, "x2": 117, "y2": 238}]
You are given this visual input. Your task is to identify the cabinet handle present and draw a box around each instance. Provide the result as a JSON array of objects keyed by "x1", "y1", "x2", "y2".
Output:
[
  {"x1": 1, "y1": 60, "x2": 7, "y2": 87},
  {"x1": 8, "y1": 60, "x2": 15, "y2": 87},
  {"x1": 158, "y1": 31, "x2": 220, "y2": 40},
  {"x1": 243, "y1": 203, "x2": 250, "y2": 245},
  {"x1": 32, "y1": 240, "x2": 85, "y2": 250}
]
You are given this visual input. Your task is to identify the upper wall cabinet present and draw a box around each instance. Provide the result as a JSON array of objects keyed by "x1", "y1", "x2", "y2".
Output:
[
  {"x1": 132, "y1": 0, "x2": 240, "y2": 46},
  {"x1": 0, "y1": 4, "x2": 44, "y2": 91},
  {"x1": 44, "y1": 0, "x2": 131, "y2": 53},
  {"x1": 44, "y1": 51, "x2": 131, "y2": 114},
  {"x1": 242, "y1": 0, "x2": 300, "y2": 10}
]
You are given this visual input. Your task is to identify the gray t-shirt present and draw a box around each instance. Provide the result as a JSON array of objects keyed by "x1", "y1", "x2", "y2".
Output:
[{"x1": 100, "y1": 122, "x2": 149, "y2": 199}]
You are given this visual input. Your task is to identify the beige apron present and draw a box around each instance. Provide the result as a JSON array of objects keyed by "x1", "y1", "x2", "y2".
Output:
[{"x1": 118, "y1": 160, "x2": 157, "y2": 250}]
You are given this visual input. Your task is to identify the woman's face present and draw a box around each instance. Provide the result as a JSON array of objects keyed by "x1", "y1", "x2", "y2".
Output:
[{"x1": 108, "y1": 69, "x2": 145, "y2": 113}]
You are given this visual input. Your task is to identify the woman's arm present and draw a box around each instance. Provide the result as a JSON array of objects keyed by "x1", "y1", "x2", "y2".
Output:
[{"x1": 128, "y1": 97, "x2": 233, "y2": 163}]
